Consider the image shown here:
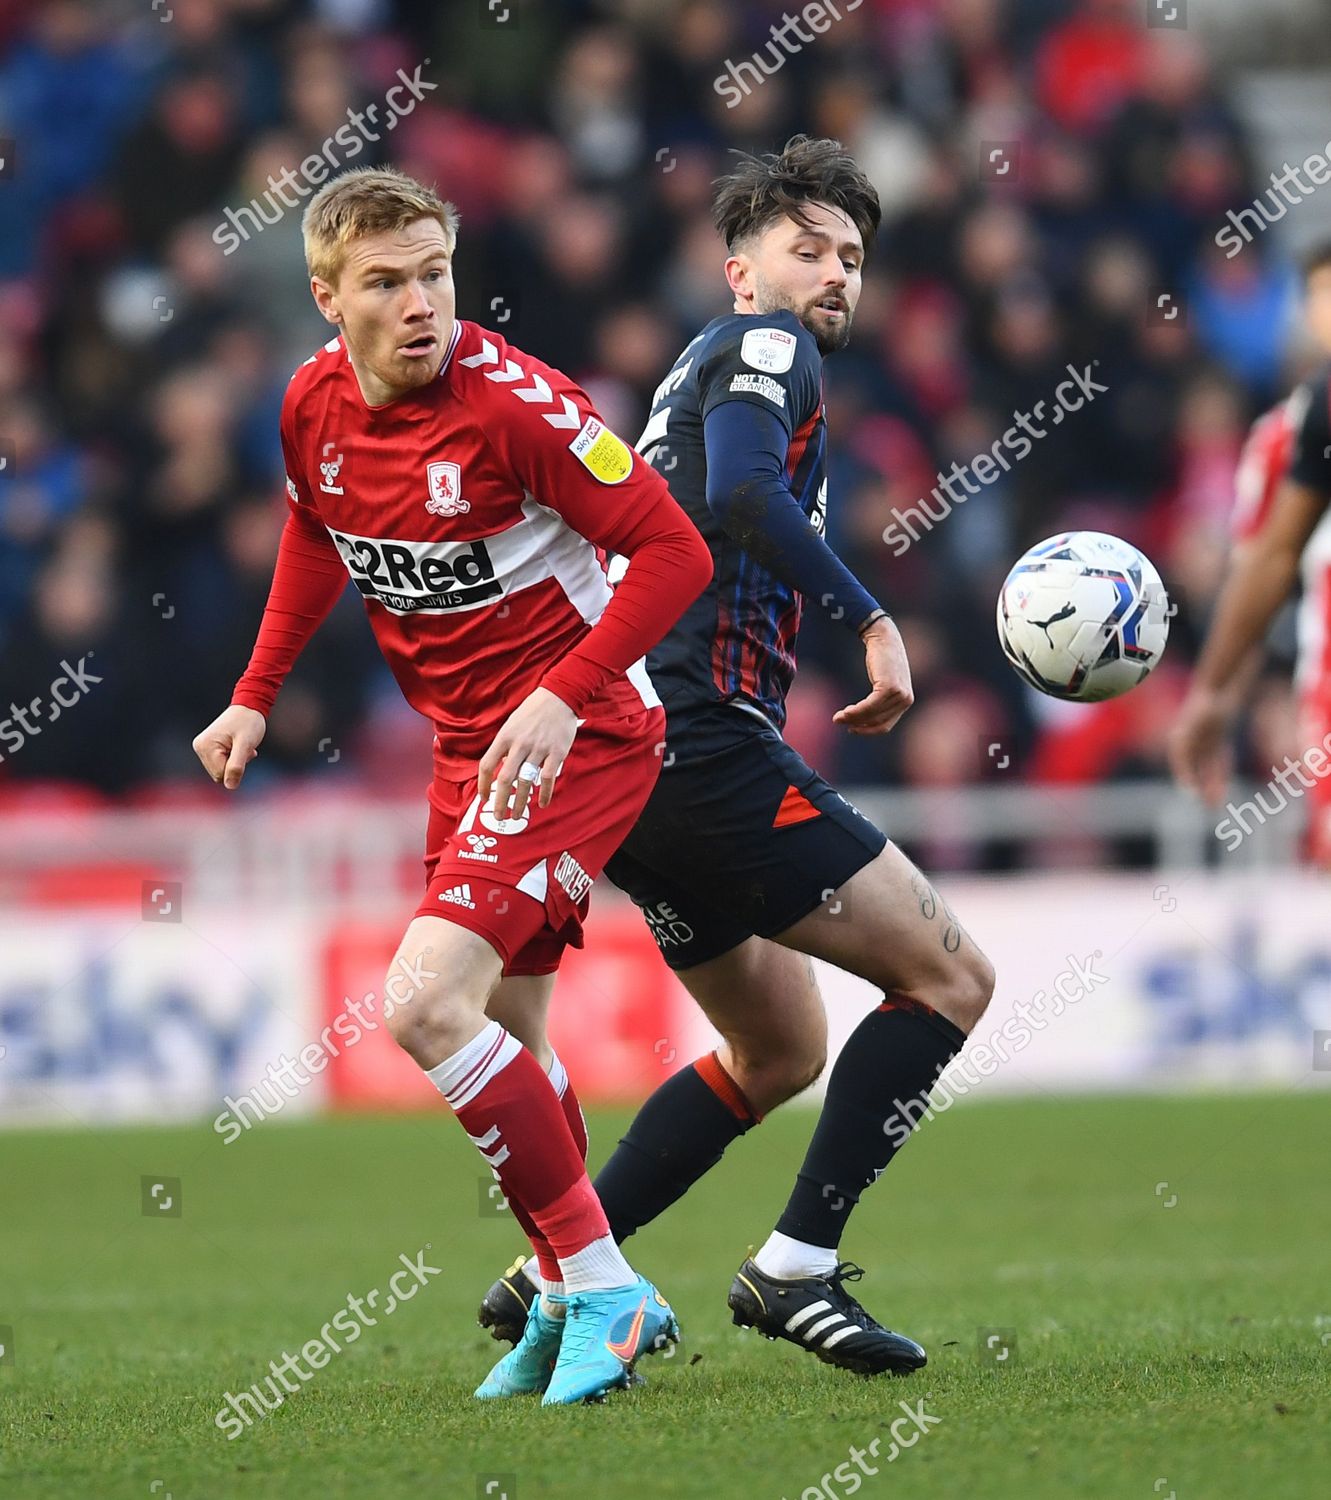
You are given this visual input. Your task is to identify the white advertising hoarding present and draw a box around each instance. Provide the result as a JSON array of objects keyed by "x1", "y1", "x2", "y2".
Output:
[
  {"x1": 0, "y1": 914, "x2": 321, "y2": 1125},
  {"x1": 0, "y1": 872, "x2": 1327, "y2": 1126},
  {"x1": 814, "y1": 871, "x2": 1331, "y2": 1096}
]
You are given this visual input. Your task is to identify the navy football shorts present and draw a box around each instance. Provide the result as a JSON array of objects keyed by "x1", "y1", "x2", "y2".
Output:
[{"x1": 603, "y1": 700, "x2": 887, "y2": 970}]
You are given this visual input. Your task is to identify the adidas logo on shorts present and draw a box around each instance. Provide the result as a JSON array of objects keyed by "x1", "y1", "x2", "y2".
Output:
[{"x1": 439, "y1": 883, "x2": 476, "y2": 910}]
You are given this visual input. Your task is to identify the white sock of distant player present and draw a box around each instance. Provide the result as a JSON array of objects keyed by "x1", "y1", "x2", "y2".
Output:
[{"x1": 753, "y1": 1229, "x2": 838, "y2": 1280}]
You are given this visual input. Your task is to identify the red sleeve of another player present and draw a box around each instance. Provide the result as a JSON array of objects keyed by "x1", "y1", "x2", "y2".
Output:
[
  {"x1": 1231, "y1": 406, "x2": 1294, "y2": 543},
  {"x1": 231, "y1": 425, "x2": 349, "y2": 715},
  {"x1": 480, "y1": 355, "x2": 712, "y2": 713}
]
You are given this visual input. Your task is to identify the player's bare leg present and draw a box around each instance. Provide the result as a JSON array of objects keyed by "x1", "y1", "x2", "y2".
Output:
[
  {"x1": 685, "y1": 941, "x2": 828, "y2": 1117},
  {"x1": 723, "y1": 840, "x2": 992, "y2": 1373},
  {"x1": 485, "y1": 973, "x2": 555, "y2": 1068},
  {"x1": 385, "y1": 915, "x2": 505, "y2": 1068},
  {"x1": 386, "y1": 916, "x2": 678, "y2": 1401},
  {"x1": 775, "y1": 838, "x2": 994, "y2": 1031}
]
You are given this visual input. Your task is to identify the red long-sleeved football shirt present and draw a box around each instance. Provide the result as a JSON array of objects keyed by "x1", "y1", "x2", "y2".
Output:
[{"x1": 233, "y1": 321, "x2": 713, "y2": 775}]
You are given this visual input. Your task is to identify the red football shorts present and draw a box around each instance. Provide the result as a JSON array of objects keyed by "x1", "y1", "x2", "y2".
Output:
[{"x1": 416, "y1": 704, "x2": 666, "y2": 974}]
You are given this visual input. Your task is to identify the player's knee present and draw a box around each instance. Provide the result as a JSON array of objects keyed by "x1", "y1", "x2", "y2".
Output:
[
  {"x1": 383, "y1": 983, "x2": 433, "y2": 1060},
  {"x1": 875, "y1": 937, "x2": 994, "y2": 1035},
  {"x1": 759, "y1": 1054, "x2": 825, "y2": 1107},
  {"x1": 731, "y1": 1039, "x2": 826, "y2": 1111},
  {"x1": 383, "y1": 958, "x2": 469, "y2": 1064},
  {"x1": 786, "y1": 1045, "x2": 827, "y2": 1098},
  {"x1": 940, "y1": 946, "x2": 995, "y2": 1034}
]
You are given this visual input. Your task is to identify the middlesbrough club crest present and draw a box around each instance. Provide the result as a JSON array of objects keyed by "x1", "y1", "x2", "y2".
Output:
[{"x1": 425, "y1": 461, "x2": 469, "y2": 516}]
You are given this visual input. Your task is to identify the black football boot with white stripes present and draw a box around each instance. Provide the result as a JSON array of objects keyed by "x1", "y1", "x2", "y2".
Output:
[{"x1": 727, "y1": 1257, "x2": 927, "y2": 1375}]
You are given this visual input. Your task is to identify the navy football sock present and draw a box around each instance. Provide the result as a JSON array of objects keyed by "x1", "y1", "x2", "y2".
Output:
[
  {"x1": 774, "y1": 996, "x2": 965, "y2": 1251},
  {"x1": 593, "y1": 1053, "x2": 760, "y2": 1243}
]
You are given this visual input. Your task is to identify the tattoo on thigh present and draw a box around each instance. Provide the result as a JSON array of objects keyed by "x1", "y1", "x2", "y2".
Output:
[{"x1": 911, "y1": 872, "x2": 963, "y2": 953}]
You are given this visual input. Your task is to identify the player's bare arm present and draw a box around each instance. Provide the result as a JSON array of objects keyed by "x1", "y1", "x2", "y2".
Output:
[
  {"x1": 1171, "y1": 478, "x2": 1327, "y2": 801},
  {"x1": 1164, "y1": 643, "x2": 1262, "y2": 808}
]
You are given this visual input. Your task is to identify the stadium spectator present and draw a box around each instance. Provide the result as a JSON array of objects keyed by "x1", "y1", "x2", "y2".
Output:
[{"x1": 0, "y1": 0, "x2": 1303, "y2": 861}]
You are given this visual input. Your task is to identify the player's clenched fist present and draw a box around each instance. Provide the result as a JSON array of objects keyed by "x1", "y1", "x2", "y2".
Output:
[{"x1": 193, "y1": 705, "x2": 267, "y2": 790}]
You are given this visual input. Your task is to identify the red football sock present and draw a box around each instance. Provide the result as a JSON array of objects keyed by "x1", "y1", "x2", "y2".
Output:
[
  {"x1": 505, "y1": 1202, "x2": 561, "y2": 1283},
  {"x1": 427, "y1": 1023, "x2": 608, "y2": 1267},
  {"x1": 549, "y1": 1049, "x2": 589, "y2": 1161},
  {"x1": 504, "y1": 1052, "x2": 588, "y2": 1284}
]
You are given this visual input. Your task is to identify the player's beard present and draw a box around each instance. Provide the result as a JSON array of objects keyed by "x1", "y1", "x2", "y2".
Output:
[
  {"x1": 343, "y1": 321, "x2": 446, "y2": 404},
  {"x1": 393, "y1": 344, "x2": 444, "y2": 386},
  {"x1": 385, "y1": 327, "x2": 447, "y2": 385},
  {"x1": 751, "y1": 272, "x2": 853, "y2": 355}
]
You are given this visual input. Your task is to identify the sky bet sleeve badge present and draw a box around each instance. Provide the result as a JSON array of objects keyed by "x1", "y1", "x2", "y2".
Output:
[{"x1": 569, "y1": 416, "x2": 634, "y2": 484}]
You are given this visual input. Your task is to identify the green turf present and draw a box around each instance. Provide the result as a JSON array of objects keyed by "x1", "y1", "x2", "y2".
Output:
[{"x1": 2, "y1": 1094, "x2": 1328, "y2": 1499}]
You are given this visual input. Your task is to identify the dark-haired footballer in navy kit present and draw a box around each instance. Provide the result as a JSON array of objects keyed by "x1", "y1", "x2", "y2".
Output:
[
  {"x1": 604, "y1": 306, "x2": 891, "y2": 962},
  {"x1": 479, "y1": 137, "x2": 996, "y2": 1383}
]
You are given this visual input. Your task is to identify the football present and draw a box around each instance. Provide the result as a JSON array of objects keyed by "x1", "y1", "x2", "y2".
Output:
[{"x1": 996, "y1": 530, "x2": 1171, "y2": 700}]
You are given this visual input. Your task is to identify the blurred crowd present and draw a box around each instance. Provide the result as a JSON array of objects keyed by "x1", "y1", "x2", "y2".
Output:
[{"x1": 0, "y1": 0, "x2": 1321, "y2": 858}]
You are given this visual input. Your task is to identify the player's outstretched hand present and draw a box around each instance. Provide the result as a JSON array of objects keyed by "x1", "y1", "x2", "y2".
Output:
[
  {"x1": 834, "y1": 616, "x2": 914, "y2": 736},
  {"x1": 478, "y1": 686, "x2": 578, "y2": 822},
  {"x1": 193, "y1": 705, "x2": 267, "y2": 791},
  {"x1": 1168, "y1": 687, "x2": 1233, "y2": 807}
]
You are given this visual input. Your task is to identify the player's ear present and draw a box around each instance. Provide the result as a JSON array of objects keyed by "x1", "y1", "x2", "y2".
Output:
[
  {"x1": 723, "y1": 254, "x2": 753, "y2": 307},
  {"x1": 310, "y1": 277, "x2": 342, "y2": 326}
]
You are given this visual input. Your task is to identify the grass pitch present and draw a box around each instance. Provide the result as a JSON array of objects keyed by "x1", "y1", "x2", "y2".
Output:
[{"x1": 2, "y1": 1094, "x2": 1328, "y2": 1499}]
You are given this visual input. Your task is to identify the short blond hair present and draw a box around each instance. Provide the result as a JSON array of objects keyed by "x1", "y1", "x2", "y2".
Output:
[{"x1": 301, "y1": 166, "x2": 460, "y2": 288}]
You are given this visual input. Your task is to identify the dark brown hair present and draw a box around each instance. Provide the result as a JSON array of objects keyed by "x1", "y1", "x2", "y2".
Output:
[{"x1": 712, "y1": 135, "x2": 881, "y2": 255}]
